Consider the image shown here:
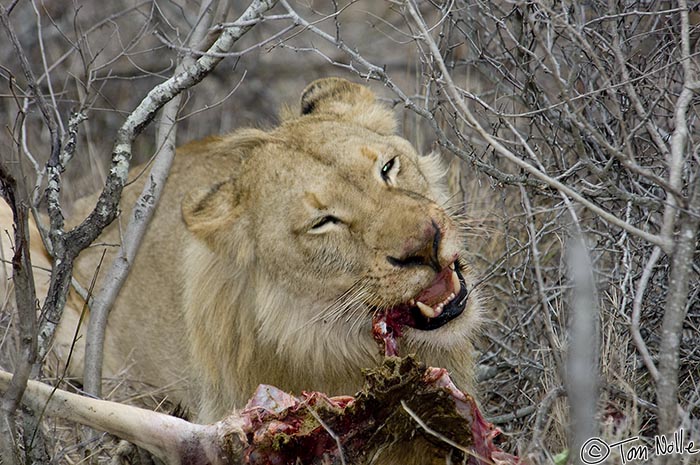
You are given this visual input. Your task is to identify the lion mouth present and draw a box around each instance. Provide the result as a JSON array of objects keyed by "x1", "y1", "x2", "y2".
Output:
[
  {"x1": 406, "y1": 262, "x2": 468, "y2": 330},
  {"x1": 407, "y1": 261, "x2": 469, "y2": 331},
  {"x1": 374, "y1": 261, "x2": 469, "y2": 337}
]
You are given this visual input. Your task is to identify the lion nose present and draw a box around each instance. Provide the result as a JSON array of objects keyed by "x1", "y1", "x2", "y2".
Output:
[{"x1": 386, "y1": 220, "x2": 442, "y2": 272}]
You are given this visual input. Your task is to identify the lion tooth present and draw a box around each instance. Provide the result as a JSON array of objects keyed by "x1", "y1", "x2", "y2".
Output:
[
  {"x1": 416, "y1": 300, "x2": 437, "y2": 318},
  {"x1": 409, "y1": 298, "x2": 415, "y2": 306},
  {"x1": 449, "y1": 262, "x2": 455, "y2": 270},
  {"x1": 451, "y1": 270, "x2": 460, "y2": 292}
]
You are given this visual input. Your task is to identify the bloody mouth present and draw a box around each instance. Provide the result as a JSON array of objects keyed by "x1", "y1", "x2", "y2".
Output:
[{"x1": 372, "y1": 260, "x2": 469, "y2": 356}]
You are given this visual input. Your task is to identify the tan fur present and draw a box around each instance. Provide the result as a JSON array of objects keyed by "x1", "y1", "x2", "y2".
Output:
[{"x1": 3, "y1": 79, "x2": 483, "y2": 449}]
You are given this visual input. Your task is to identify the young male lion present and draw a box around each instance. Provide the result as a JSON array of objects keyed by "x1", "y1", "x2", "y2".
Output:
[{"x1": 4, "y1": 79, "x2": 484, "y2": 438}]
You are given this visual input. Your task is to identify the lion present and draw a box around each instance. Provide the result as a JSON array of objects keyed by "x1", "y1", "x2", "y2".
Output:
[{"x1": 2, "y1": 78, "x2": 484, "y2": 459}]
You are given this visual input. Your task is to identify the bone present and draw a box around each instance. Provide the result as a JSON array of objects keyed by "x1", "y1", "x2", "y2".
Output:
[{"x1": 0, "y1": 371, "x2": 243, "y2": 465}]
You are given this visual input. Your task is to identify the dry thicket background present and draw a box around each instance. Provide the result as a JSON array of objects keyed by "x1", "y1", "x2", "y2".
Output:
[{"x1": 0, "y1": 0, "x2": 699, "y2": 464}]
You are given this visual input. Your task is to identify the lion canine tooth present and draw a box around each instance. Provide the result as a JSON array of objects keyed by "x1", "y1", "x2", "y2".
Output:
[
  {"x1": 416, "y1": 300, "x2": 437, "y2": 318},
  {"x1": 409, "y1": 298, "x2": 415, "y2": 306},
  {"x1": 451, "y1": 270, "x2": 460, "y2": 292},
  {"x1": 449, "y1": 262, "x2": 455, "y2": 270}
]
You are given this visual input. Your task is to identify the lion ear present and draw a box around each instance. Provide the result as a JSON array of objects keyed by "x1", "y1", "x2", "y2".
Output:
[
  {"x1": 182, "y1": 181, "x2": 245, "y2": 251},
  {"x1": 299, "y1": 77, "x2": 397, "y2": 134}
]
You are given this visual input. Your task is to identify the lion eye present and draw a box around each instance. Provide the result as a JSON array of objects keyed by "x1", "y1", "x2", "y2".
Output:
[
  {"x1": 380, "y1": 156, "x2": 399, "y2": 183},
  {"x1": 309, "y1": 215, "x2": 342, "y2": 233}
]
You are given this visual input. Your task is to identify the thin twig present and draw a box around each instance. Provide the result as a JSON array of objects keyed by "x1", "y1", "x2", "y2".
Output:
[
  {"x1": 631, "y1": 246, "x2": 662, "y2": 382},
  {"x1": 527, "y1": 386, "x2": 566, "y2": 453},
  {"x1": 488, "y1": 405, "x2": 537, "y2": 425},
  {"x1": 520, "y1": 186, "x2": 564, "y2": 376},
  {"x1": 400, "y1": 400, "x2": 473, "y2": 456},
  {"x1": 307, "y1": 407, "x2": 347, "y2": 465}
]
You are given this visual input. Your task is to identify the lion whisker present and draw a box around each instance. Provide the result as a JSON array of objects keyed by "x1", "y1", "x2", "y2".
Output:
[
  {"x1": 334, "y1": 288, "x2": 372, "y2": 327},
  {"x1": 345, "y1": 295, "x2": 374, "y2": 333},
  {"x1": 305, "y1": 279, "x2": 371, "y2": 330}
]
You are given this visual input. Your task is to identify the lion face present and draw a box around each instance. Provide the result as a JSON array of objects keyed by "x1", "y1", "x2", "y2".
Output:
[
  {"x1": 181, "y1": 78, "x2": 481, "y2": 419},
  {"x1": 253, "y1": 123, "x2": 474, "y2": 339}
]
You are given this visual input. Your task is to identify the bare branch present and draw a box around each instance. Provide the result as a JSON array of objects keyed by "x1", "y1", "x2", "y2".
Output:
[
  {"x1": 0, "y1": 4, "x2": 61, "y2": 169},
  {"x1": 661, "y1": 0, "x2": 700, "y2": 242},
  {"x1": 525, "y1": 385, "x2": 566, "y2": 460},
  {"x1": 656, "y1": 166, "x2": 700, "y2": 439},
  {"x1": 404, "y1": 0, "x2": 671, "y2": 251},
  {"x1": 0, "y1": 167, "x2": 37, "y2": 465},
  {"x1": 567, "y1": 238, "x2": 599, "y2": 465},
  {"x1": 631, "y1": 246, "x2": 662, "y2": 382}
]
